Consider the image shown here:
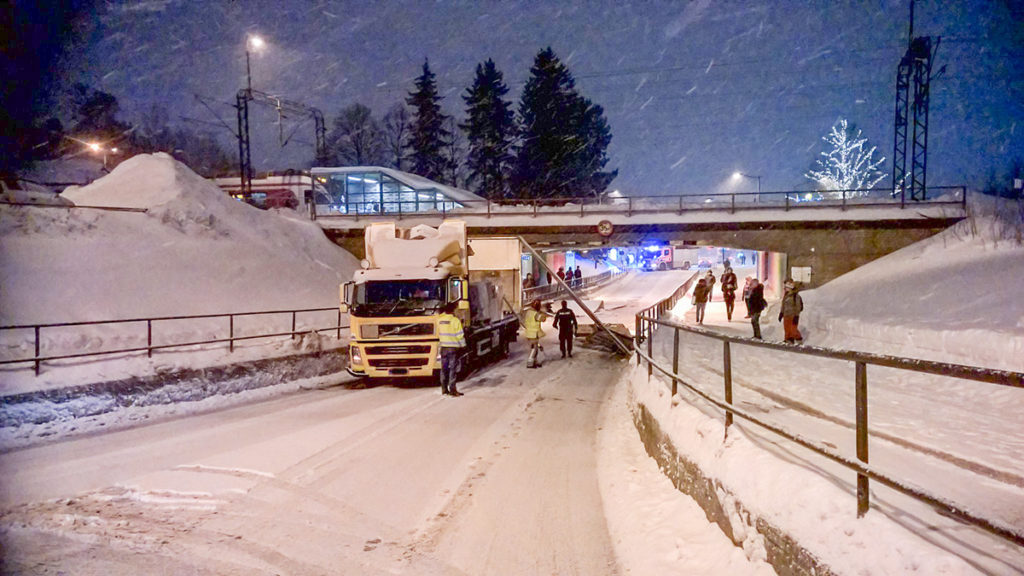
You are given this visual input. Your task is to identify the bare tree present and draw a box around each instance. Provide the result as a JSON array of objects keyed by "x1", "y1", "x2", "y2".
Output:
[
  {"x1": 329, "y1": 103, "x2": 385, "y2": 166},
  {"x1": 444, "y1": 117, "x2": 465, "y2": 187},
  {"x1": 382, "y1": 103, "x2": 411, "y2": 171}
]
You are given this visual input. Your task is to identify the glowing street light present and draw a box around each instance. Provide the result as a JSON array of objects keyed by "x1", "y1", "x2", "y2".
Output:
[
  {"x1": 88, "y1": 142, "x2": 101, "y2": 152},
  {"x1": 732, "y1": 171, "x2": 761, "y2": 203},
  {"x1": 245, "y1": 34, "x2": 265, "y2": 91}
]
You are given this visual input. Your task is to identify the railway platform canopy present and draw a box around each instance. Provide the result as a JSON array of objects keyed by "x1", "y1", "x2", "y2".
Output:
[{"x1": 310, "y1": 166, "x2": 486, "y2": 216}]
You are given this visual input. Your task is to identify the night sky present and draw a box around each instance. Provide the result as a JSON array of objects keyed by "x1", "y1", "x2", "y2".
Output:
[{"x1": 30, "y1": 1, "x2": 1024, "y2": 195}]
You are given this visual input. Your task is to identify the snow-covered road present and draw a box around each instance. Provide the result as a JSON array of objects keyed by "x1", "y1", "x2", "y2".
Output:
[
  {"x1": 0, "y1": 268, "x2": 781, "y2": 575},
  {"x1": 1, "y1": 346, "x2": 620, "y2": 574}
]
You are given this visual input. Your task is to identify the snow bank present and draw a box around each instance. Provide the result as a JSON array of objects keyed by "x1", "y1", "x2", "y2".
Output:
[
  {"x1": 2, "y1": 153, "x2": 358, "y2": 323},
  {"x1": 0, "y1": 153, "x2": 359, "y2": 395},
  {"x1": 800, "y1": 193, "x2": 1024, "y2": 372}
]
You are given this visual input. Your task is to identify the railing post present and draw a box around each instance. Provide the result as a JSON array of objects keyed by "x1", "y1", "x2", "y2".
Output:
[
  {"x1": 646, "y1": 318, "x2": 653, "y2": 378},
  {"x1": 229, "y1": 314, "x2": 234, "y2": 353},
  {"x1": 856, "y1": 361, "x2": 869, "y2": 517},
  {"x1": 628, "y1": 197, "x2": 633, "y2": 217},
  {"x1": 34, "y1": 325, "x2": 40, "y2": 376},
  {"x1": 291, "y1": 311, "x2": 297, "y2": 339},
  {"x1": 785, "y1": 194, "x2": 790, "y2": 211},
  {"x1": 671, "y1": 327, "x2": 679, "y2": 397},
  {"x1": 730, "y1": 193, "x2": 735, "y2": 214},
  {"x1": 635, "y1": 315, "x2": 641, "y2": 365},
  {"x1": 147, "y1": 320, "x2": 153, "y2": 358},
  {"x1": 842, "y1": 189, "x2": 847, "y2": 211},
  {"x1": 724, "y1": 340, "x2": 733, "y2": 432},
  {"x1": 487, "y1": 200, "x2": 491, "y2": 219},
  {"x1": 337, "y1": 309, "x2": 342, "y2": 339},
  {"x1": 678, "y1": 195, "x2": 683, "y2": 216}
]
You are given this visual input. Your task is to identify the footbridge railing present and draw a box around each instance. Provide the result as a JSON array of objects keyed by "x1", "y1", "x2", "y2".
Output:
[
  {"x1": 312, "y1": 186, "x2": 966, "y2": 221},
  {"x1": 634, "y1": 289, "x2": 1024, "y2": 547}
]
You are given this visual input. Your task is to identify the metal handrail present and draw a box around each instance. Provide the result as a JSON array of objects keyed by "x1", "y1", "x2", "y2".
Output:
[
  {"x1": 633, "y1": 290, "x2": 1024, "y2": 547},
  {"x1": 0, "y1": 306, "x2": 347, "y2": 376},
  {"x1": 311, "y1": 186, "x2": 967, "y2": 221},
  {"x1": 522, "y1": 268, "x2": 627, "y2": 304}
]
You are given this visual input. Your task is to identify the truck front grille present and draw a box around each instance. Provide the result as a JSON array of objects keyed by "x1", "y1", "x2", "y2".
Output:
[
  {"x1": 369, "y1": 357, "x2": 430, "y2": 368},
  {"x1": 361, "y1": 323, "x2": 434, "y2": 339},
  {"x1": 365, "y1": 345, "x2": 432, "y2": 355}
]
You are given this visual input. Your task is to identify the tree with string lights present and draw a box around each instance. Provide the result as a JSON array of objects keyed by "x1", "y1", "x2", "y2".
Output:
[{"x1": 805, "y1": 119, "x2": 886, "y2": 198}]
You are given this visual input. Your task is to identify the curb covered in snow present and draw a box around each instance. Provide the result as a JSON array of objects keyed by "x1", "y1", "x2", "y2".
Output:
[
  {"x1": 630, "y1": 393, "x2": 835, "y2": 576},
  {"x1": 0, "y1": 350, "x2": 349, "y2": 431}
]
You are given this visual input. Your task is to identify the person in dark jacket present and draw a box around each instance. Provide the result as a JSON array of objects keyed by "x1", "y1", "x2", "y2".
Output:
[
  {"x1": 692, "y1": 278, "x2": 710, "y2": 324},
  {"x1": 552, "y1": 300, "x2": 578, "y2": 358},
  {"x1": 741, "y1": 277, "x2": 753, "y2": 318},
  {"x1": 720, "y1": 267, "x2": 738, "y2": 321},
  {"x1": 747, "y1": 279, "x2": 767, "y2": 339},
  {"x1": 779, "y1": 279, "x2": 804, "y2": 343},
  {"x1": 705, "y1": 270, "x2": 716, "y2": 298},
  {"x1": 573, "y1": 266, "x2": 582, "y2": 288}
]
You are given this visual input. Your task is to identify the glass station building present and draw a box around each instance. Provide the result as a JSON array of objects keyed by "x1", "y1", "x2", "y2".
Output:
[{"x1": 309, "y1": 167, "x2": 485, "y2": 216}]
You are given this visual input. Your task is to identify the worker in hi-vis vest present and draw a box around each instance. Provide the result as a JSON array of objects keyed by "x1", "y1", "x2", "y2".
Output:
[{"x1": 437, "y1": 303, "x2": 467, "y2": 396}]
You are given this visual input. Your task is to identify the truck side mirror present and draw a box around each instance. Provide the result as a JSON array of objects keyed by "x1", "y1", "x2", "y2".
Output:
[
  {"x1": 448, "y1": 277, "x2": 462, "y2": 304},
  {"x1": 339, "y1": 281, "x2": 353, "y2": 313}
]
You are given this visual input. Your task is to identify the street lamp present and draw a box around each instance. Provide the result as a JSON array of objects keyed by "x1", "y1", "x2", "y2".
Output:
[
  {"x1": 732, "y1": 171, "x2": 761, "y2": 203},
  {"x1": 245, "y1": 34, "x2": 265, "y2": 91}
]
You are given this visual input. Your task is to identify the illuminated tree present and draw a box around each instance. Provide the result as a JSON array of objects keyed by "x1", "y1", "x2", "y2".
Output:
[{"x1": 805, "y1": 119, "x2": 886, "y2": 197}]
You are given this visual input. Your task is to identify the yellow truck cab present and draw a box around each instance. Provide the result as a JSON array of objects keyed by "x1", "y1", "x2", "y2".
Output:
[{"x1": 341, "y1": 221, "x2": 519, "y2": 382}]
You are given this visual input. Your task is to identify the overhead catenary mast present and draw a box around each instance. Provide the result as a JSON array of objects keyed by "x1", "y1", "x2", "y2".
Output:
[{"x1": 892, "y1": 0, "x2": 942, "y2": 203}]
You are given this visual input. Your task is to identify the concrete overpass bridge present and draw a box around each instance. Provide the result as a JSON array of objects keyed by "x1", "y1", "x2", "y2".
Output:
[{"x1": 314, "y1": 187, "x2": 967, "y2": 288}]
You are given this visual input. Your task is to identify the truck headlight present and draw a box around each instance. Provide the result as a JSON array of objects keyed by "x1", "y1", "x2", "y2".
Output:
[{"x1": 350, "y1": 346, "x2": 362, "y2": 365}]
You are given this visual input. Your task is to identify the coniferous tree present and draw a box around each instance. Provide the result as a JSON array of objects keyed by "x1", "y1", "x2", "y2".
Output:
[
  {"x1": 461, "y1": 58, "x2": 516, "y2": 199},
  {"x1": 406, "y1": 59, "x2": 450, "y2": 182},
  {"x1": 512, "y1": 47, "x2": 616, "y2": 199}
]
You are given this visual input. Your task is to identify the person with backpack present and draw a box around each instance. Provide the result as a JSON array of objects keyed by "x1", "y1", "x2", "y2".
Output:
[
  {"x1": 747, "y1": 279, "x2": 767, "y2": 339},
  {"x1": 721, "y1": 266, "x2": 738, "y2": 321},
  {"x1": 552, "y1": 300, "x2": 578, "y2": 358}
]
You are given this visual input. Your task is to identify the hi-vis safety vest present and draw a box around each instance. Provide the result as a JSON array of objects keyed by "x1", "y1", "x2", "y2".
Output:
[{"x1": 438, "y1": 313, "x2": 466, "y2": 348}]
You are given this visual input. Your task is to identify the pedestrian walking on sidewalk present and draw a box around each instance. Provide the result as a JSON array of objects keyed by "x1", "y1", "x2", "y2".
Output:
[
  {"x1": 747, "y1": 279, "x2": 767, "y2": 339},
  {"x1": 552, "y1": 300, "x2": 578, "y2": 358},
  {"x1": 437, "y1": 303, "x2": 466, "y2": 396},
  {"x1": 692, "y1": 278, "x2": 710, "y2": 324},
  {"x1": 705, "y1": 270, "x2": 716, "y2": 301},
  {"x1": 523, "y1": 299, "x2": 549, "y2": 368},
  {"x1": 573, "y1": 266, "x2": 582, "y2": 288},
  {"x1": 721, "y1": 266, "x2": 738, "y2": 321},
  {"x1": 779, "y1": 279, "x2": 804, "y2": 344},
  {"x1": 742, "y1": 277, "x2": 753, "y2": 318}
]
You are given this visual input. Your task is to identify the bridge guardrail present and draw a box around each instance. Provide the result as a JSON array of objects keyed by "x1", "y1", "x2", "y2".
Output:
[
  {"x1": 311, "y1": 186, "x2": 967, "y2": 221},
  {"x1": 522, "y1": 268, "x2": 628, "y2": 306},
  {"x1": 0, "y1": 307, "x2": 347, "y2": 377},
  {"x1": 633, "y1": 285, "x2": 1024, "y2": 547}
]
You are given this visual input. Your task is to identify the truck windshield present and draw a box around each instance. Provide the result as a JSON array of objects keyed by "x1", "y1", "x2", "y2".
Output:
[{"x1": 352, "y1": 279, "x2": 447, "y2": 317}]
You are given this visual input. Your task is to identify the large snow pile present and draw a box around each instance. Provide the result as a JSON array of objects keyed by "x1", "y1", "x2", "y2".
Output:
[
  {"x1": 1, "y1": 153, "x2": 358, "y2": 324},
  {"x1": 800, "y1": 194, "x2": 1024, "y2": 372}
]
